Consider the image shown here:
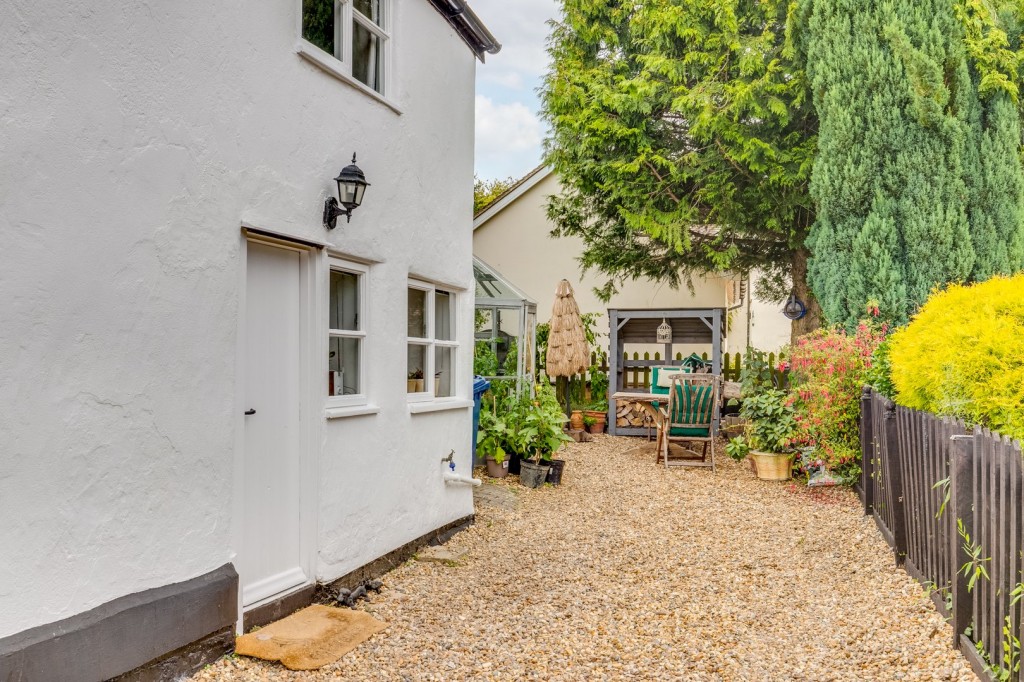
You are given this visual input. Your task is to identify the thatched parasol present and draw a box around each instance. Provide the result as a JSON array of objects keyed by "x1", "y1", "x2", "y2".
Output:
[{"x1": 546, "y1": 280, "x2": 590, "y2": 416}]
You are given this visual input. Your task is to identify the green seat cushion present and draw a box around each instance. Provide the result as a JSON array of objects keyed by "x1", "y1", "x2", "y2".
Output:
[{"x1": 669, "y1": 426, "x2": 711, "y2": 437}]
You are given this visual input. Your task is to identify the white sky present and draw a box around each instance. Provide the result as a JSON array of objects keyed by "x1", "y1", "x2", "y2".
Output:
[{"x1": 470, "y1": 0, "x2": 558, "y2": 182}]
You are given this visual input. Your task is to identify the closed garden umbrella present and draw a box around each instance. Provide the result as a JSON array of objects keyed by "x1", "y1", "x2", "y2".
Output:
[{"x1": 546, "y1": 279, "x2": 589, "y2": 416}]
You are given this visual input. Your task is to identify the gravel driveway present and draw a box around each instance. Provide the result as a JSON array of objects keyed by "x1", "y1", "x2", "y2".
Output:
[{"x1": 193, "y1": 436, "x2": 977, "y2": 681}]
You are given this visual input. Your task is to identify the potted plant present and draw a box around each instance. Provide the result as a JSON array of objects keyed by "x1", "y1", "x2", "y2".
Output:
[
  {"x1": 583, "y1": 403, "x2": 607, "y2": 433},
  {"x1": 407, "y1": 368, "x2": 424, "y2": 393},
  {"x1": 477, "y1": 408, "x2": 509, "y2": 478},
  {"x1": 509, "y1": 383, "x2": 572, "y2": 488},
  {"x1": 729, "y1": 388, "x2": 798, "y2": 481},
  {"x1": 582, "y1": 414, "x2": 602, "y2": 434}
]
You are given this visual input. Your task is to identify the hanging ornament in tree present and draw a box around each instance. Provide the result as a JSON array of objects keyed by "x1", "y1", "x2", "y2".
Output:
[
  {"x1": 783, "y1": 293, "x2": 807, "y2": 320},
  {"x1": 656, "y1": 318, "x2": 673, "y2": 343}
]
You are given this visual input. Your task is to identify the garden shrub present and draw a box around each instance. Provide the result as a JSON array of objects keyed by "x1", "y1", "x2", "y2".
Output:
[
  {"x1": 788, "y1": 318, "x2": 886, "y2": 481},
  {"x1": 888, "y1": 275, "x2": 1024, "y2": 441}
]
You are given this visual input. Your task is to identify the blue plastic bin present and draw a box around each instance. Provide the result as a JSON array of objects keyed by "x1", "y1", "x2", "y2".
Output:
[{"x1": 472, "y1": 375, "x2": 491, "y2": 463}]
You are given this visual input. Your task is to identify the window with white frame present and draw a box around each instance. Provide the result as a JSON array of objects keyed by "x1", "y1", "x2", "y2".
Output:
[
  {"x1": 407, "y1": 282, "x2": 458, "y2": 399},
  {"x1": 328, "y1": 259, "x2": 367, "y2": 405},
  {"x1": 301, "y1": 0, "x2": 389, "y2": 94}
]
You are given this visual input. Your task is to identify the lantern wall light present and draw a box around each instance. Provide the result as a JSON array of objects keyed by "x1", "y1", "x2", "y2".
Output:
[
  {"x1": 656, "y1": 318, "x2": 673, "y2": 343},
  {"x1": 783, "y1": 293, "x2": 807, "y2": 320},
  {"x1": 323, "y1": 153, "x2": 370, "y2": 230}
]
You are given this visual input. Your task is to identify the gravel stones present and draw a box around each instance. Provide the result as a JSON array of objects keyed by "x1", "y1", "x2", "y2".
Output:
[{"x1": 191, "y1": 436, "x2": 977, "y2": 681}]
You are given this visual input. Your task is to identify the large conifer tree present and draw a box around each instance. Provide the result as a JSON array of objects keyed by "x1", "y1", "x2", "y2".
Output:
[
  {"x1": 804, "y1": 0, "x2": 977, "y2": 327},
  {"x1": 806, "y1": 0, "x2": 1024, "y2": 327}
]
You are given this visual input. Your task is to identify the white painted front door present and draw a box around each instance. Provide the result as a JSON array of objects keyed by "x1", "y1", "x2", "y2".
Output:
[{"x1": 241, "y1": 241, "x2": 307, "y2": 607}]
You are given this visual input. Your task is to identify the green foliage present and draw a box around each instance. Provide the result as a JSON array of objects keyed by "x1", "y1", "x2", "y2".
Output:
[
  {"x1": 739, "y1": 349, "x2": 787, "y2": 397},
  {"x1": 888, "y1": 274, "x2": 1024, "y2": 441},
  {"x1": 739, "y1": 389, "x2": 799, "y2": 454},
  {"x1": 476, "y1": 408, "x2": 508, "y2": 464},
  {"x1": 504, "y1": 382, "x2": 572, "y2": 463},
  {"x1": 582, "y1": 414, "x2": 596, "y2": 428},
  {"x1": 971, "y1": 92, "x2": 1024, "y2": 280},
  {"x1": 474, "y1": 176, "x2": 516, "y2": 214},
  {"x1": 804, "y1": 0, "x2": 1024, "y2": 328},
  {"x1": 541, "y1": 0, "x2": 817, "y2": 308},
  {"x1": 535, "y1": 321, "x2": 550, "y2": 373},
  {"x1": 725, "y1": 436, "x2": 751, "y2": 462},
  {"x1": 502, "y1": 338, "x2": 519, "y2": 377},
  {"x1": 864, "y1": 338, "x2": 897, "y2": 400},
  {"x1": 588, "y1": 364, "x2": 609, "y2": 410},
  {"x1": 474, "y1": 340, "x2": 499, "y2": 377},
  {"x1": 958, "y1": 518, "x2": 991, "y2": 592},
  {"x1": 803, "y1": 0, "x2": 979, "y2": 328}
]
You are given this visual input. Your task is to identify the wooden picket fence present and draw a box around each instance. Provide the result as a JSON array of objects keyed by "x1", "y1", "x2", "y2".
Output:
[
  {"x1": 586, "y1": 350, "x2": 787, "y2": 389},
  {"x1": 861, "y1": 387, "x2": 1024, "y2": 680}
]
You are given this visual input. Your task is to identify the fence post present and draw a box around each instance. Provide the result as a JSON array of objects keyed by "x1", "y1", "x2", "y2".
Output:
[
  {"x1": 884, "y1": 399, "x2": 908, "y2": 566},
  {"x1": 949, "y1": 433, "x2": 975, "y2": 651},
  {"x1": 860, "y1": 386, "x2": 874, "y2": 516}
]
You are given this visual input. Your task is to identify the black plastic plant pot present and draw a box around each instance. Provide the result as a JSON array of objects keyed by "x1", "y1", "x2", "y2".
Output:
[
  {"x1": 508, "y1": 452, "x2": 522, "y2": 475},
  {"x1": 519, "y1": 460, "x2": 549, "y2": 488},
  {"x1": 546, "y1": 459, "x2": 566, "y2": 485}
]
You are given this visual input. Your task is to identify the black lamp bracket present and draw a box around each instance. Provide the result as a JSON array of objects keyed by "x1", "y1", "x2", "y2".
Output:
[{"x1": 323, "y1": 197, "x2": 352, "y2": 230}]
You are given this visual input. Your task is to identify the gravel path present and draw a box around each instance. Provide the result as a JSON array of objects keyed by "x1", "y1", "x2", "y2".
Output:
[{"x1": 194, "y1": 436, "x2": 977, "y2": 681}]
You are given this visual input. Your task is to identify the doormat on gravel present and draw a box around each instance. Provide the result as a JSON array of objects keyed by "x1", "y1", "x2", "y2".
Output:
[{"x1": 235, "y1": 604, "x2": 387, "y2": 670}]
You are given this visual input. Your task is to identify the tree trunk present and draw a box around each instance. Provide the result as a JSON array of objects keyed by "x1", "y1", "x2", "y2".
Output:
[{"x1": 791, "y1": 248, "x2": 822, "y2": 344}]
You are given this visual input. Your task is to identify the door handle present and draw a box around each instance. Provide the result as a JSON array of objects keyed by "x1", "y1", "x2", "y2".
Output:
[{"x1": 244, "y1": 409, "x2": 256, "y2": 416}]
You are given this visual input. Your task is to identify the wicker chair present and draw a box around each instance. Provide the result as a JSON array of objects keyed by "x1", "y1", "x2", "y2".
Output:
[{"x1": 659, "y1": 374, "x2": 720, "y2": 470}]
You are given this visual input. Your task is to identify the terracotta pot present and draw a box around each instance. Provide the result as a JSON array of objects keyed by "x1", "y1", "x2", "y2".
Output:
[
  {"x1": 749, "y1": 451, "x2": 793, "y2": 481},
  {"x1": 587, "y1": 422, "x2": 603, "y2": 434},
  {"x1": 570, "y1": 410, "x2": 584, "y2": 430},
  {"x1": 485, "y1": 457, "x2": 509, "y2": 478}
]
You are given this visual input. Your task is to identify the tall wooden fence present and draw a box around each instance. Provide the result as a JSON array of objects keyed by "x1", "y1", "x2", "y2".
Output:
[{"x1": 861, "y1": 387, "x2": 1024, "y2": 680}]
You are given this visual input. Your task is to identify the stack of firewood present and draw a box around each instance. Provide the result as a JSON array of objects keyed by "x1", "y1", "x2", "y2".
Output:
[{"x1": 615, "y1": 400, "x2": 655, "y2": 428}]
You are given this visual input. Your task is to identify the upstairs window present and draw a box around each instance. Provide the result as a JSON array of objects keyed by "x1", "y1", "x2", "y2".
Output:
[{"x1": 302, "y1": 0, "x2": 390, "y2": 94}]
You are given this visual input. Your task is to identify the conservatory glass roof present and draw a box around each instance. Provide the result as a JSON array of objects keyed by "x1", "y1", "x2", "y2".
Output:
[{"x1": 473, "y1": 256, "x2": 536, "y2": 308}]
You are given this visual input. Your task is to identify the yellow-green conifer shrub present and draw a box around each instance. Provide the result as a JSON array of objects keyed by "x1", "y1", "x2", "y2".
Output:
[{"x1": 888, "y1": 274, "x2": 1024, "y2": 440}]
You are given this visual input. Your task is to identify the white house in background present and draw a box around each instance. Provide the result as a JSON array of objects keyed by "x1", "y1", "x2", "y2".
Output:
[
  {"x1": 473, "y1": 166, "x2": 792, "y2": 355},
  {"x1": 0, "y1": 1, "x2": 497, "y2": 679}
]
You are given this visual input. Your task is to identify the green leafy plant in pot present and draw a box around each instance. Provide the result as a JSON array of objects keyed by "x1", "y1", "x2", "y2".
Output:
[
  {"x1": 509, "y1": 382, "x2": 572, "y2": 488},
  {"x1": 477, "y1": 408, "x2": 509, "y2": 478},
  {"x1": 730, "y1": 388, "x2": 798, "y2": 481}
]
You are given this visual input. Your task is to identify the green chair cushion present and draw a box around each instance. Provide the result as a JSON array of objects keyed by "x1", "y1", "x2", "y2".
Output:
[{"x1": 669, "y1": 426, "x2": 711, "y2": 437}]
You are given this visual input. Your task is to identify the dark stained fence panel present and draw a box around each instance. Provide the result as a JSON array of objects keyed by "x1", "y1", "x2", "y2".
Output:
[{"x1": 860, "y1": 389, "x2": 1023, "y2": 680}]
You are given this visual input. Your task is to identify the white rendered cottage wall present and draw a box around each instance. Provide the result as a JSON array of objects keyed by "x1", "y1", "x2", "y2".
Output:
[{"x1": 0, "y1": 0, "x2": 475, "y2": 638}]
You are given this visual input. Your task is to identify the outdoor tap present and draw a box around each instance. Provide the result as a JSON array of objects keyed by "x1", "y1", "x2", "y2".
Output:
[{"x1": 441, "y1": 449, "x2": 455, "y2": 470}]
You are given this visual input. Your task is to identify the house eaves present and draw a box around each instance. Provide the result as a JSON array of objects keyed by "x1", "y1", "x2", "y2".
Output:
[
  {"x1": 427, "y1": 0, "x2": 500, "y2": 62},
  {"x1": 473, "y1": 165, "x2": 553, "y2": 230}
]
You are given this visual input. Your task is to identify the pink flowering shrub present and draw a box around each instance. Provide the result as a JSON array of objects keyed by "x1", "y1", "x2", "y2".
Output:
[{"x1": 788, "y1": 313, "x2": 887, "y2": 481}]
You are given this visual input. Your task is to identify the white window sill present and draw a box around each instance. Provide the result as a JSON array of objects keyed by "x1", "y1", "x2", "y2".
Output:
[
  {"x1": 325, "y1": 404, "x2": 381, "y2": 419},
  {"x1": 296, "y1": 41, "x2": 402, "y2": 115},
  {"x1": 408, "y1": 399, "x2": 474, "y2": 415}
]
